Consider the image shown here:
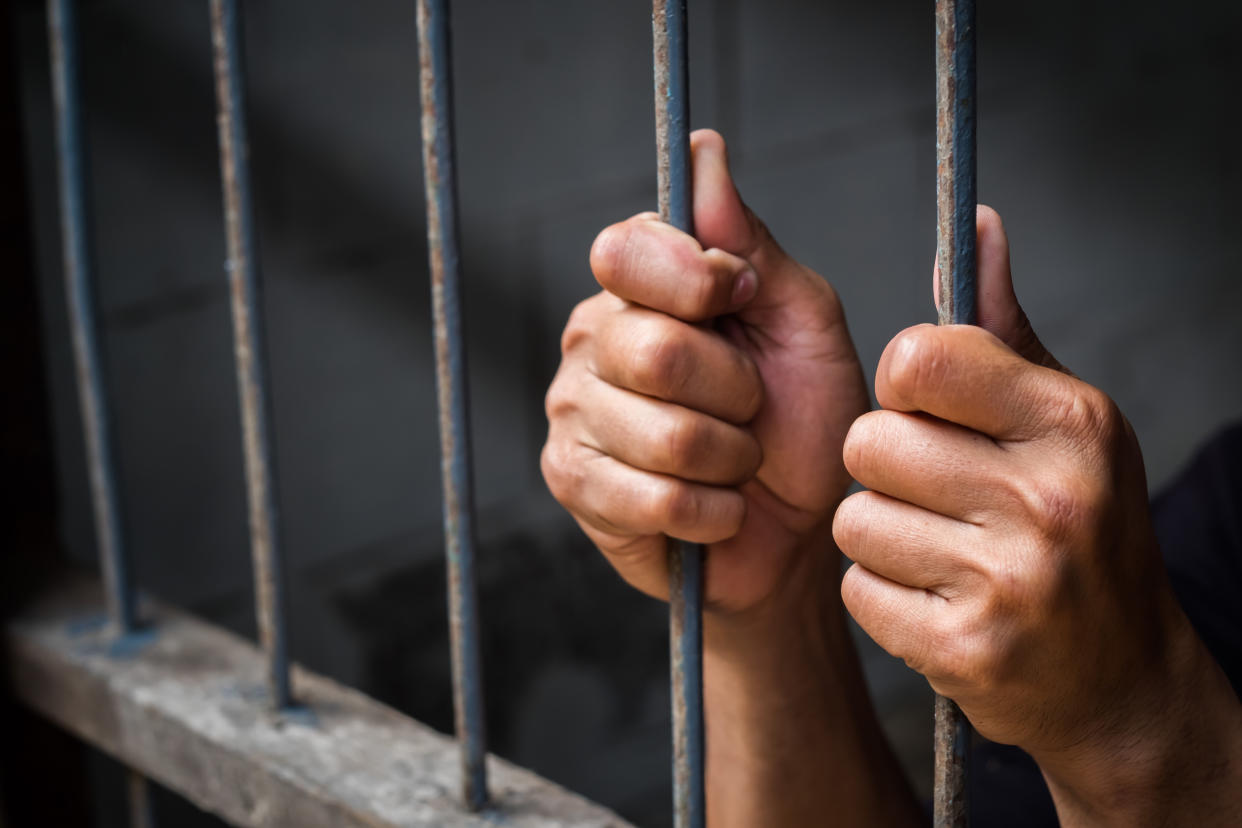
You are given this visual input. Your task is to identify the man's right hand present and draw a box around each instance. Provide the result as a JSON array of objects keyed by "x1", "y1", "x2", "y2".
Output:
[{"x1": 540, "y1": 129, "x2": 869, "y2": 617}]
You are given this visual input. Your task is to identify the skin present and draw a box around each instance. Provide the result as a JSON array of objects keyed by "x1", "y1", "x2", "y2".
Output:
[{"x1": 541, "y1": 129, "x2": 1242, "y2": 826}]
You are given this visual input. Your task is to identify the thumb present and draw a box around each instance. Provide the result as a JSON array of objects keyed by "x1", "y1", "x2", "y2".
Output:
[
  {"x1": 690, "y1": 129, "x2": 783, "y2": 268},
  {"x1": 936, "y1": 205, "x2": 1067, "y2": 373},
  {"x1": 690, "y1": 130, "x2": 841, "y2": 330}
]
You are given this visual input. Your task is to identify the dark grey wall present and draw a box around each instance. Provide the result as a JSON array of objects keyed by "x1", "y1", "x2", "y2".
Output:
[{"x1": 15, "y1": 1, "x2": 1242, "y2": 825}]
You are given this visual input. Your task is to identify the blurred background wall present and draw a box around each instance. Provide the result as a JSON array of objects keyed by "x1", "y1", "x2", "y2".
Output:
[{"x1": 12, "y1": 0, "x2": 1242, "y2": 824}]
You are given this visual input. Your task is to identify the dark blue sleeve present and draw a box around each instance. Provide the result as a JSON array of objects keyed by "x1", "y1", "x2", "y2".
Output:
[
  {"x1": 966, "y1": 419, "x2": 1242, "y2": 826},
  {"x1": 1150, "y1": 421, "x2": 1242, "y2": 698}
]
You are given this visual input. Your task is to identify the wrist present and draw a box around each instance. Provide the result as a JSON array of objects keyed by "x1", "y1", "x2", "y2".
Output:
[
  {"x1": 700, "y1": 526, "x2": 923, "y2": 826},
  {"x1": 702, "y1": 522, "x2": 843, "y2": 679},
  {"x1": 1035, "y1": 593, "x2": 1242, "y2": 826}
]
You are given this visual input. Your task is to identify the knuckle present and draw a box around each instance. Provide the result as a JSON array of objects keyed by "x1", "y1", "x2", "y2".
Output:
[
  {"x1": 841, "y1": 412, "x2": 878, "y2": 474},
  {"x1": 1051, "y1": 385, "x2": 1104, "y2": 437},
  {"x1": 1019, "y1": 471, "x2": 1101, "y2": 540},
  {"x1": 688, "y1": 249, "x2": 740, "y2": 316},
  {"x1": 887, "y1": 326, "x2": 946, "y2": 403},
  {"x1": 561, "y1": 299, "x2": 597, "y2": 355},
  {"x1": 685, "y1": 266, "x2": 723, "y2": 317},
  {"x1": 838, "y1": 564, "x2": 870, "y2": 616},
  {"x1": 832, "y1": 492, "x2": 872, "y2": 553},
  {"x1": 1048, "y1": 384, "x2": 1127, "y2": 457},
  {"x1": 543, "y1": 374, "x2": 575, "y2": 421},
  {"x1": 630, "y1": 320, "x2": 691, "y2": 398},
  {"x1": 539, "y1": 439, "x2": 581, "y2": 507},
  {"x1": 648, "y1": 479, "x2": 700, "y2": 530},
  {"x1": 589, "y1": 221, "x2": 632, "y2": 284},
  {"x1": 977, "y1": 544, "x2": 1069, "y2": 635},
  {"x1": 662, "y1": 416, "x2": 708, "y2": 471},
  {"x1": 980, "y1": 557, "x2": 1036, "y2": 617},
  {"x1": 929, "y1": 613, "x2": 1004, "y2": 690}
]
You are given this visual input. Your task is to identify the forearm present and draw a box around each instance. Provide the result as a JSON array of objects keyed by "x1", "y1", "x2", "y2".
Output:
[
  {"x1": 701, "y1": 534, "x2": 922, "y2": 828},
  {"x1": 1035, "y1": 595, "x2": 1242, "y2": 827}
]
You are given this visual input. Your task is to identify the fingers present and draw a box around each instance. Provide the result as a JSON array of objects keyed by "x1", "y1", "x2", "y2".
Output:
[
  {"x1": 540, "y1": 437, "x2": 746, "y2": 548},
  {"x1": 577, "y1": 378, "x2": 762, "y2": 486},
  {"x1": 842, "y1": 410, "x2": 1009, "y2": 522},
  {"x1": 590, "y1": 302, "x2": 764, "y2": 424},
  {"x1": 833, "y1": 490, "x2": 981, "y2": 595},
  {"x1": 875, "y1": 323, "x2": 1083, "y2": 443},
  {"x1": 591, "y1": 215, "x2": 758, "y2": 322},
  {"x1": 840, "y1": 563, "x2": 953, "y2": 679}
]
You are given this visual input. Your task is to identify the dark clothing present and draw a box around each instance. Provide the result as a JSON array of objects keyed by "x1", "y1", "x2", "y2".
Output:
[{"x1": 972, "y1": 421, "x2": 1242, "y2": 826}]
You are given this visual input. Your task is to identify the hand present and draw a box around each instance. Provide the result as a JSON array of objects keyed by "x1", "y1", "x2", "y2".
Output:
[
  {"x1": 542, "y1": 130, "x2": 919, "y2": 827},
  {"x1": 542, "y1": 129, "x2": 868, "y2": 616},
  {"x1": 836, "y1": 206, "x2": 1242, "y2": 825}
]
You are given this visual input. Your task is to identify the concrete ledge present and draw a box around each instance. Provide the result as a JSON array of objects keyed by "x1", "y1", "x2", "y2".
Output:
[{"x1": 3, "y1": 575, "x2": 633, "y2": 827}]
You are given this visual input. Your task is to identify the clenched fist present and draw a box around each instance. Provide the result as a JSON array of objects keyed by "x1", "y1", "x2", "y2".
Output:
[
  {"x1": 541, "y1": 129, "x2": 868, "y2": 614},
  {"x1": 836, "y1": 208, "x2": 1242, "y2": 826}
]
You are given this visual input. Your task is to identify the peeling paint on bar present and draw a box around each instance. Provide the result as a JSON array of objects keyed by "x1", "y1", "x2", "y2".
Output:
[
  {"x1": 415, "y1": 0, "x2": 489, "y2": 812},
  {"x1": 935, "y1": 0, "x2": 978, "y2": 329},
  {"x1": 208, "y1": 0, "x2": 293, "y2": 712},
  {"x1": 4, "y1": 576, "x2": 632, "y2": 828},
  {"x1": 933, "y1": 0, "x2": 977, "y2": 825},
  {"x1": 652, "y1": 3, "x2": 705, "y2": 828}
]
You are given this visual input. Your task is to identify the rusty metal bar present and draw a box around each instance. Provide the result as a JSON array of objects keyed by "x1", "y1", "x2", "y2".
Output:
[
  {"x1": 933, "y1": 0, "x2": 976, "y2": 825},
  {"x1": 935, "y1": 0, "x2": 978, "y2": 329},
  {"x1": 3, "y1": 575, "x2": 631, "y2": 828},
  {"x1": 652, "y1": 3, "x2": 705, "y2": 827},
  {"x1": 415, "y1": 0, "x2": 488, "y2": 811},
  {"x1": 47, "y1": 1, "x2": 157, "y2": 822},
  {"x1": 208, "y1": 0, "x2": 293, "y2": 711}
]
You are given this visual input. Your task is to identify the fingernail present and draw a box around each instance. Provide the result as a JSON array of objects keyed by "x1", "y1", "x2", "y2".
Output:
[{"x1": 731, "y1": 267, "x2": 758, "y2": 306}]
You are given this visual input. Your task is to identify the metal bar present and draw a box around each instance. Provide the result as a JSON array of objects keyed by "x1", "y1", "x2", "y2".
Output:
[
  {"x1": 4, "y1": 575, "x2": 632, "y2": 828},
  {"x1": 935, "y1": 0, "x2": 978, "y2": 328},
  {"x1": 208, "y1": 0, "x2": 292, "y2": 711},
  {"x1": 47, "y1": 0, "x2": 136, "y2": 635},
  {"x1": 652, "y1": 4, "x2": 705, "y2": 828},
  {"x1": 415, "y1": 0, "x2": 488, "y2": 811},
  {"x1": 127, "y1": 772, "x2": 155, "y2": 828},
  {"x1": 933, "y1": 0, "x2": 976, "y2": 825},
  {"x1": 48, "y1": 3, "x2": 157, "y2": 822}
]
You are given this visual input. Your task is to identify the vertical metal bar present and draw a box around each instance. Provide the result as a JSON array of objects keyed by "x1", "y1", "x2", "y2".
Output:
[
  {"x1": 47, "y1": 0, "x2": 136, "y2": 635},
  {"x1": 653, "y1": 4, "x2": 705, "y2": 828},
  {"x1": 415, "y1": 0, "x2": 488, "y2": 811},
  {"x1": 208, "y1": 0, "x2": 293, "y2": 711},
  {"x1": 127, "y1": 771, "x2": 155, "y2": 828},
  {"x1": 48, "y1": 2, "x2": 157, "y2": 823},
  {"x1": 935, "y1": 0, "x2": 978, "y2": 329},
  {"x1": 934, "y1": 0, "x2": 976, "y2": 825}
]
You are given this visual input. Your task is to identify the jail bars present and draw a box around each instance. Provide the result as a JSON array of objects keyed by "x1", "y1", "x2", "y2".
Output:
[
  {"x1": 208, "y1": 0, "x2": 294, "y2": 713},
  {"x1": 45, "y1": 0, "x2": 155, "y2": 824},
  {"x1": 414, "y1": 0, "x2": 490, "y2": 811},
  {"x1": 933, "y1": 0, "x2": 978, "y2": 825},
  {"x1": 652, "y1": 3, "x2": 707, "y2": 828},
  {"x1": 39, "y1": 0, "x2": 985, "y2": 823}
]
